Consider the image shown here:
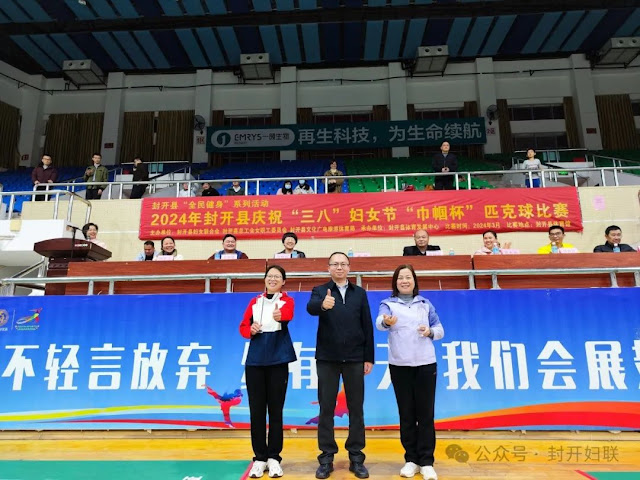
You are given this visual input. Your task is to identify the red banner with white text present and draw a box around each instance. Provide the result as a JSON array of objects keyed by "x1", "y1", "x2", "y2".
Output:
[{"x1": 139, "y1": 187, "x2": 583, "y2": 240}]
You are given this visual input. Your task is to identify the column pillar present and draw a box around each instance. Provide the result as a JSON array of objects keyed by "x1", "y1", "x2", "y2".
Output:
[
  {"x1": 100, "y1": 72, "x2": 125, "y2": 166},
  {"x1": 280, "y1": 66, "x2": 297, "y2": 161},
  {"x1": 18, "y1": 75, "x2": 46, "y2": 167},
  {"x1": 193, "y1": 69, "x2": 213, "y2": 165},
  {"x1": 569, "y1": 54, "x2": 603, "y2": 150},
  {"x1": 389, "y1": 62, "x2": 409, "y2": 158},
  {"x1": 475, "y1": 58, "x2": 501, "y2": 154}
]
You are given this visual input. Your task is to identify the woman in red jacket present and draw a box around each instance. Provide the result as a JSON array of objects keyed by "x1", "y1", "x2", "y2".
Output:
[{"x1": 240, "y1": 265, "x2": 297, "y2": 479}]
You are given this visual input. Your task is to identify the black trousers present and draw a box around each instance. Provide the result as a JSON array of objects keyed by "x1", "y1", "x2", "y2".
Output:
[
  {"x1": 34, "y1": 185, "x2": 49, "y2": 201},
  {"x1": 434, "y1": 178, "x2": 454, "y2": 190},
  {"x1": 245, "y1": 363, "x2": 289, "y2": 462},
  {"x1": 316, "y1": 360, "x2": 365, "y2": 464},
  {"x1": 85, "y1": 188, "x2": 102, "y2": 200},
  {"x1": 130, "y1": 184, "x2": 147, "y2": 199},
  {"x1": 390, "y1": 363, "x2": 437, "y2": 467}
]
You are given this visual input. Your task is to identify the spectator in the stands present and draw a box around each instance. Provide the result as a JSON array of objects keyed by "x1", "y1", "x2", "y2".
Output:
[
  {"x1": 474, "y1": 230, "x2": 512, "y2": 255},
  {"x1": 178, "y1": 182, "x2": 197, "y2": 197},
  {"x1": 155, "y1": 236, "x2": 183, "y2": 260},
  {"x1": 201, "y1": 182, "x2": 220, "y2": 197},
  {"x1": 136, "y1": 240, "x2": 157, "y2": 261},
  {"x1": 31, "y1": 153, "x2": 58, "y2": 201},
  {"x1": 276, "y1": 232, "x2": 306, "y2": 258},
  {"x1": 276, "y1": 180, "x2": 294, "y2": 195},
  {"x1": 538, "y1": 225, "x2": 577, "y2": 254},
  {"x1": 324, "y1": 161, "x2": 344, "y2": 194},
  {"x1": 432, "y1": 141, "x2": 458, "y2": 190},
  {"x1": 130, "y1": 156, "x2": 149, "y2": 199},
  {"x1": 84, "y1": 153, "x2": 109, "y2": 200},
  {"x1": 593, "y1": 225, "x2": 635, "y2": 253},
  {"x1": 210, "y1": 233, "x2": 249, "y2": 259},
  {"x1": 403, "y1": 229, "x2": 441, "y2": 256},
  {"x1": 521, "y1": 148, "x2": 542, "y2": 188},
  {"x1": 82, "y1": 222, "x2": 108, "y2": 250},
  {"x1": 294, "y1": 179, "x2": 314, "y2": 194},
  {"x1": 227, "y1": 179, "x2": 245, "y2": 196}
]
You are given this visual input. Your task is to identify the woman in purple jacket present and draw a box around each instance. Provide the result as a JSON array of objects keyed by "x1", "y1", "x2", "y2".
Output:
[{"x1": 376, "y1": 264, "x2": 444, "y2": 480}]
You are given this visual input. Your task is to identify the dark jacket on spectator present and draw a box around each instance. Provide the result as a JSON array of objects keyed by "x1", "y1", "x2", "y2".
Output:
[
  {"x1": 402, "y1": 245, "x2": 441, "y2": 256},
  {"x1": 593, "y1": 242, "x2": 635, "y2": 253},
  {"x1": 132, "y1": 163, "x2": 149, "y2": 183},
  {"x1": 202, "y1": 187, "x2": 220, "y2": 196},
  {"x1": 31, "y1": 164, "x2": 58, "y2": 185}
]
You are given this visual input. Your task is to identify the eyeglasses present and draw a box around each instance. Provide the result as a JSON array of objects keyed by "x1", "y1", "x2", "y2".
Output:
[
  {"x1": 266, "y1": 275, "x2": 283, "y2": 280},
  {"x1": 549, "y1": 232, "x2": 564, "y2": 236},
  {"x1": 329, "y1": 263, "x2": 350, "y2": 268}
]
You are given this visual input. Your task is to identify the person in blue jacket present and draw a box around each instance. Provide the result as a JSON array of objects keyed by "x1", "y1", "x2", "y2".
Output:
[
  {"x1": 376, "y1": 264, "x2": 444, "y2": 480},
  {"x1": 240, "y1": 265, "x2": 296, "y2": 479}
]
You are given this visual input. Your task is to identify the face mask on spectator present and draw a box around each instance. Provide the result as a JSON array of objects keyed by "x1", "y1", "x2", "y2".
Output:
[
  {"x1": 299, "y1": 180, "x2": 306, "y2": 185},
  {"x1": 285, "y1": 183, "x2": 291, "y2": 189}
]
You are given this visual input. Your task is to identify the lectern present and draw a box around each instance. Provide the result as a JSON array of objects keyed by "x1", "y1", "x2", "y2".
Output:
[{"x1": 34, "y1": 238, "x2": 111, "y2": 295}]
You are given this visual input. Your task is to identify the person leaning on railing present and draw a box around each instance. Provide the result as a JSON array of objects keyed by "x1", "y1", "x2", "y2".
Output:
[
  {"x1": 31, "y1": 153, "x2": 58, "y2": 201},
  {"x1": 324, "y1": 161, "x2": 344, "y2": 194}
]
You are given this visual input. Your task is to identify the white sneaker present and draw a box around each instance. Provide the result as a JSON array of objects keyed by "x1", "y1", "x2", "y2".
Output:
[
  {"x1": 420, "y1": 465, "x2": 438, "y2": 480},
  {"x1": 267, "y1": 458, "x2": 283, "y2": 478},
  {"x1": 400, "y1": 462, "x2": 420, "y2": 477},
  {"x1": 249, "y1": 460, "x2": 267, "y2": 478}
]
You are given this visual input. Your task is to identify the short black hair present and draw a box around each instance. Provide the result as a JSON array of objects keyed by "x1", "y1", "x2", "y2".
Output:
[
  {"x1": 328, "y1": 251, "x2": 349, "y2": 264},
  {"x1": 282, "y1": 232, "x2": 298, "y2": 244},
  {"x1": 605, "y1": 225, "x2": 621, "y2": 236},
  {"x1": 548, "y1": 225, "x2": 565, "y2": 234},
  {"x1": 144, "y1": 240, "x2": 154, "y2": 247},
  {"x1": 82, "y1": 222, "x2": 98, "y2": 239},
  {"x1": 265, "y1": 264, "x2": 286, "y2": 281},
  {"x1": 482, "y1": 230, "x2": 498, "y2": 239},
  {"x1": 223, "y1": 233, "x2": 237, "y2": 242},
  {"x1": 92, "y1": 152, "x2": 102, "y2": 158}
]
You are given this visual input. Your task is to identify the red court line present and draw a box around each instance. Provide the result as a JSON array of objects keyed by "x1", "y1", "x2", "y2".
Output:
[
  {"x1": 240, "y1": 462, "x2": 252, "y2": 480},
  {"x1": 575, "y1": 471, "x2": 597, "y2": 480}
]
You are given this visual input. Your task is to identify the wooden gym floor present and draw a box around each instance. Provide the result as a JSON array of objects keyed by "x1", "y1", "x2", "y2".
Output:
[{"x1": 0, "y1": 430, "x2": 638, "y2": 479}]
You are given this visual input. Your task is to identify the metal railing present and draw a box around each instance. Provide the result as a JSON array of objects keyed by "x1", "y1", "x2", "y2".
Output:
[
  {"x1": 2, "y1": 266, "x2": 639, "y2": 296},
  {"x1": 0, "y1": 260, "x2": 46, "y2": 296},
  {"x1": 0, "y1": 190, "x2": 91, "y2": 222},
  {"x1": 33, "y1": 164, "x2": 193, "y2": 199},
  {"x1": 1, "y1": 165, "x2": 637, "y2": 211}
]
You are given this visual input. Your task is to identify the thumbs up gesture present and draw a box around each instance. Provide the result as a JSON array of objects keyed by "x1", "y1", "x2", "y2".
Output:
[
  {"x1": 322, "y1": 288, "x2": 335, "y2": 310},
  {"x1": 273, "y1": 304, "x2": 282, "y2": 321},
  {"x1": 382, "y1": 314, "x2": 398, "y2": 327}
]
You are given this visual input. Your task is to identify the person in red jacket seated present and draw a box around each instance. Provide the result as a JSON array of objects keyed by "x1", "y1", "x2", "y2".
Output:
[{"x1": 240, "y1": 265, "x2": 296, "y2": 479}]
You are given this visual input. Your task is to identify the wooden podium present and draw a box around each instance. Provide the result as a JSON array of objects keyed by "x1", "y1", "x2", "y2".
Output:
[{"x1": 34, "y1": 238, "x2": 111, "y2": 295}]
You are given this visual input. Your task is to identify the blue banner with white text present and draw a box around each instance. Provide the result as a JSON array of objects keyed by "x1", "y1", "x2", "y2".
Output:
[{"x1": 0, "y1": 289, "x2": 638, "y2": 430}]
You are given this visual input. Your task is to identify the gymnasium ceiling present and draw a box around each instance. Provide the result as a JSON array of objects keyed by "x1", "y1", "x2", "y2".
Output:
[{"x1": 0, "y1": 0, "x2": 639, "y2": 77}]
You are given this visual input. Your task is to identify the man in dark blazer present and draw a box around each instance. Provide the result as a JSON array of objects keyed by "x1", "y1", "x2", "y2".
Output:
[
  {"x1": 432, "y1": 141, "x2": 458, "y2": 190},
  {"x1": 403, "y1": 229, "x2": 441, "y2": 256}
]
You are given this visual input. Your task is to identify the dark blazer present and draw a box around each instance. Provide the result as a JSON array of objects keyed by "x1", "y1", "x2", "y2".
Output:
[
  {"x1": 307, "y1": 280, "x2": 374, "y2": 363},
  {"x1": 432, "y1": 152, "x2": 458, "y2": 189},
  {"x1": 403, "y1": 245, "x2": 441, "y2": 256},
  {"x1": 593, "y1": 242, "x2": 635, "y2": 253}
]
